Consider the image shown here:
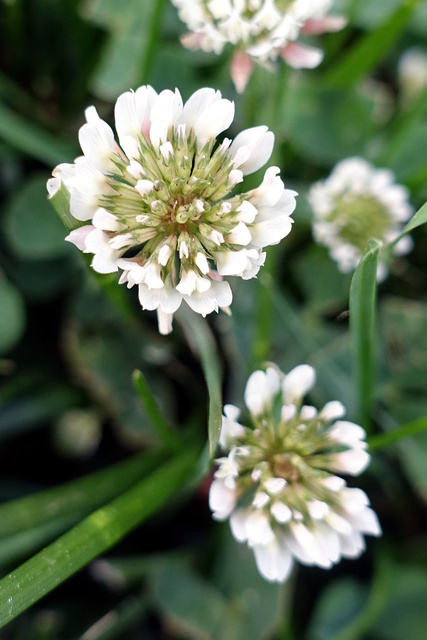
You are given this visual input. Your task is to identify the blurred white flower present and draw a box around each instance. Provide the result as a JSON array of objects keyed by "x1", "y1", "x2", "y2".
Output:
[
  {"x1": 48, "y1": 86, "x2": 296, "y2": 334},
  {"x1": 209, "y1": 364, "x2": 381, "y2": 583},
  {"x1": 171, "y1": 0, "x2": 346, "y2": 92},
  {"x1": 308, "y1": 157, "x2": 414, "y2": 280},
  {"x1": 398, "y1": 47, "x2": 427, "y2": 106}
]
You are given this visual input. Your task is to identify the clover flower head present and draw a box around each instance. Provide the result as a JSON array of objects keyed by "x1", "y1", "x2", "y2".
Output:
[
  {"x1": 48, "y1": 86, "x2": 297, "y2": 334},
  {"x1": 308, "y1": 157, "x2": 414, "y2": 280},
  {"x1": 209, "y1": 364, "x2": 381, "y2": 583},
  {"x1": 171, "y1": 0, "x2": 346, "y2": 92}
]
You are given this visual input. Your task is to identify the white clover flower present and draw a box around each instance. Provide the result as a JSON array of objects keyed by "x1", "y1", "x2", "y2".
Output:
[
  {"x1": 209, "y1": 364, "x2": 381, "y2": 583},
  {"x1": 398, "y1": 47, "x2": 427, "y2": 105},
  {"x1": 308, "y1": 157, "x2": 414, "y2": 280},
  {"x1": 171, "y1": 0, "x2": 346, "y2": 92},
  {"x1": 48, "y1": 86, "x2": 297, "y2": 334}
]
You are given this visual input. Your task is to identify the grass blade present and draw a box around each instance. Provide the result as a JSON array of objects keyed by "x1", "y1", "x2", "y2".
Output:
[
  {"x1": 368, "y1": 415, "x2": 427, "y2": 452},
  {"x1": 176, "y1": 307, "x2": 222, "y2": 459},
  {"x1": 0, "y1": 449, "x2": 166, "y2": 538},
  {"x1": 0, "y1": 101, "x2": 76, "y2": 165},
  {"x1": 132, "y1": 370, "x2": 180, "y2": 449},
  {"x1": 0, "y1": 448, "x2": 199, "y2": 627},
  {"x1": 349, "y1": 239, "x2": 381, "y2": 429},
  {"x1": 324, "y1": 0, "x2": 419, "y2": 89}
]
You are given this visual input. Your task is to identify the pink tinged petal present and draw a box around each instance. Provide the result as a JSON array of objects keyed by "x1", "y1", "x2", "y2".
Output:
[
  {"x1": 178, "y1": 88, "x2": 222, "y2": 130},
  {"x1": 282, "y1": 365, "x2": 316, "y2": 405},
  {"x1": 92, "y1": 208, "x2": 122, "y2": 232},
  {"x1": 183, "y1": 279, "x2": 232, "y2": 316},
  {"x1": 65, "y1": 225, "x2": 94, "y2": 251},
  {"x1": 209, "y1": 479, "x2": 237, "y2": 520},
  {"x1": 78, "y1": 112, "x2": 118, "y2": 173},
  {"x1": 114, "y1": 86, "x2": 157, "y2": 154},
  {"x1": 194, "y1": 99, "x2": 235, "y2": 148},
  {"x1": 330, "y1": 448, "x2": 371, "y2": 476},
  {"x1": 149, "y1": 89, "x2": 184, "y2": 148},
  {"x1": 157, "y1": 309, "x2": 174, "y2": 335},
  {"x1": 230, "y1": 51, "x2": 254, "y2": 94},
  {"x1": 319, "y1": 401, "x2": 346, "y2": 422},
  {"x1": 226, "y1": 222, "x2": 252, "y2": 246},
  {"x1": 253, "y1": 541, "x2": 293, "y2": 583},
  {"x1": 270, "y1": 502, "x2": 292, "y2": 524},
  {"x1": 244, "y1": 367, "x2": 281, "y2": 417},
  {"x1": 302, "y1": 16, "x2": 347, "y2": 35},
  {"x1": 281, "y1": 42, "x2": 324, "y2": 69},
  {"x1": 230, "y1": 126, "x2": 275, "y2": 176}
]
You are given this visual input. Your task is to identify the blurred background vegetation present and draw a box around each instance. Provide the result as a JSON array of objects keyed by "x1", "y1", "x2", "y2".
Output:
[{"x1": 1, "y1": 0, "x2": 427, "y2": 637}]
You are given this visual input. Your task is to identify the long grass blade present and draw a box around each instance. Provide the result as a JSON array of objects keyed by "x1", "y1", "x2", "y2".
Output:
[
  {"x1": 349, "y1": 239, "x2": 381, "y2": 429},
  {"x1": 0, "y1": 448, "x2": 199, "y2": 627}
]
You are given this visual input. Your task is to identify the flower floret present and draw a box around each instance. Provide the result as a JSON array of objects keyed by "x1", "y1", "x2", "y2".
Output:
[
  {"x1": 209, "y1": 364, "x2": 381, "y2": 582},
  {"x1": 49, "y1": 85, "x2": 297, "y2": 333}
]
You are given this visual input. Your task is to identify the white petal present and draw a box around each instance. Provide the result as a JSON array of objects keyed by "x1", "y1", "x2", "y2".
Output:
[
  {"x1": 244, "y1": 368, "x2": 281, "y2": 417},
  {"x1": 229, "y1": 126, "x2": 274, "y2": 175},
  {"x1": 78, "y1": 112, "x2": 118, "y2": 172},
  {"x1": 319, "y1": 401, "x2": 346, "y2": 422},
  {"x1": 194, "y1": 98, "x2": 235, "y2": 148},
  {"x1": 65, "y1": 225, "x2": 94, "y2": 251},
  {"x1": 149, "y1": 88, "x2": 184, "y2": 147},
  {"x1": 183, "y1": 279, "x2": 232, "y2": 316},
  {"x1": 138, "y1": 280, "x2": 182, "y2": 313},
  {"x1": 329, "y1": 449, "x2": 371, "y2": 476},
  {"x1": 178, "y1": 88, "x2": 221, "y2": 129},
  {"x1": 226, "y1": 222, "x2": 252, "y2": 246},
  {"x1": 282, "y1": 365, "x2": 316, "y2": 405},
  {"x1": 209, "y1": 479, "x2": 236, "y2": 520},
  {"x1": 92, "y1": 208, "x2": 122, "y2": 231},
  {"x1": 270, "y1": 502, "x2": 292, "y2": 524},
  {"x1": 253, "y1": 540, "x2": 293, "y2": 583}
]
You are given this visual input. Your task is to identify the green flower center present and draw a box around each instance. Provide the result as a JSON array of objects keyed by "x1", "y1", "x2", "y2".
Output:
[{"x1": 328, "y1": 193, "x2": 392, "y2": 251}]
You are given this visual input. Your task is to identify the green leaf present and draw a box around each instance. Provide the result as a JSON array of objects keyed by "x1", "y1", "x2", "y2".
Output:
[
  {"x1": 349, "y1": 239, "x2": 381, "y2": 428},
  {"x1": 399, "y1": 200, "x2": 427, "y2": 237},
  {"x1": 0, "y1": 276, "x2": 25, "y2": 354},
  {"x1": 324, "y1": 0, "x2": 420, "y2": 89},
  {"x1": 0, "y1": 448, "x2": 199, "y2": 627},
  {"x1": 0, "y1": 449, "x2": 166, "y2": 538},
  {"x1": 84, "y1": 0, "x2": 166, "y2": 99},
  {"x1": 132, "y1": 370, "x2": 180, "y2": 449},
  {"x1": 4, "y1": 177, "x2": 72, "y2": 260},
  {"x1": 176, "y1": 306, "x2": 222, "y2": 459},
  {"x1": 0, "y1": 101, "x2": 75, "y2": 165},
  {"x1": 369, "y1": 416, "x2": 427, "y2": 452}
]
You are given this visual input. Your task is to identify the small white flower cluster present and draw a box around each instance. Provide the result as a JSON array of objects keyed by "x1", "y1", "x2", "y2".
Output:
[
  {"x1": 48, "y1": 86, "x2": 297, "y2": 334},
  {"x1": 209, "y1": 364, "x2": 381, "y2": 583},
  {"x1": 308, "y1": 157, "x2": 413, "y2": 280},
  {"x1": 171, "y1": 0, "x2": 346, "y2": 91}
]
